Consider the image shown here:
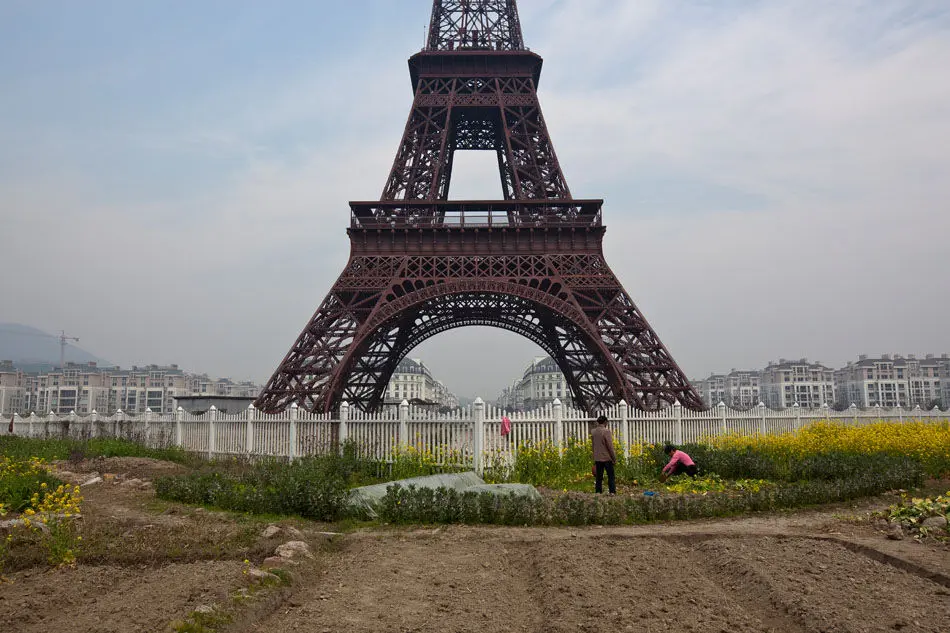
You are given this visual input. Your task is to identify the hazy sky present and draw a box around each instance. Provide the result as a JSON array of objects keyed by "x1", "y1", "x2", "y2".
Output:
[{"x1": 2, "y1": 0, "x2": 949, "y2": 400}]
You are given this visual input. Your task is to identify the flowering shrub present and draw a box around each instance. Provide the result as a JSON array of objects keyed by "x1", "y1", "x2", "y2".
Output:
[
  {"x1": 22, "y1": 483, "x2": 84, "y2": 565},
  {"x1": 388, "y1": 443, "x2": 468, "y2": 480},
  {"x1": 706, "y1": 421, "x2": 950, "y2": 477},
  {"x1": 0, "y1": 456, "x2": 84, "y2": 570},
  {"x1": 0, "y1": 456, "x2": 63, "y2": 513}
]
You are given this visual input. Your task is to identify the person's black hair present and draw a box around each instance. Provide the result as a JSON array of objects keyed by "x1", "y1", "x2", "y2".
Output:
[
  {"x1": 596, "y1": 414, "x2": 608, "y2": 424},
  {"x1": 663, "y1": 443, "x2": 676, "y2": 454}
]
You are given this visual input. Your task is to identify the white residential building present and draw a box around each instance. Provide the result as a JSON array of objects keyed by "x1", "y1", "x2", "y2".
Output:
[
  {"x1": 693, "y1": 374, "x2": 726, "y2": 407},
  {"x1": 940, "y1": 356, "x2": 950, "y2": 409},
  {"x1": 760, "y1": 359, "x2": 835, "y2": 409},
  {"x1": 834, "y1": 354, "x2": 944, "y2": 409},
  {"x1": 724, "y1": 370, "x2": 760, "y2": 408},
  {"x1": 0, "y1": 361, "x2": 26, "y2": 416},
  {"x1": 7, "y1": 362, "x2": 262, "y2": 416},
  {"x1": 495, "y1": 356, "x2": 572, "y2": 412},
  {"x1": 384, "y1": 358, "x2": 458, "y2": 409}
]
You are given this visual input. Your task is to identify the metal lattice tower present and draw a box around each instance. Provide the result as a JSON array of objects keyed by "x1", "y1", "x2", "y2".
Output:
[{"x1": 256, "y1": 0, "x2": 704, "y2": 414}]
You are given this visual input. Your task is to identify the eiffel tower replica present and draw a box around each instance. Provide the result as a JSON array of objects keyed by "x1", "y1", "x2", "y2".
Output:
[{"x1": 256, "y1": 0, "x2": 705, "y2": 414}]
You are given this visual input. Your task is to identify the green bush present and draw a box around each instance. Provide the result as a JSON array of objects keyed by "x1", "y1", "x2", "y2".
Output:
[{"x1": 155, "y1": 454, "x2": 352, "y2": 521}]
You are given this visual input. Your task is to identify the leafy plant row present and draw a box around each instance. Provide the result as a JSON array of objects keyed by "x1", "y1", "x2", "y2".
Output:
[{"x1": 378, "y1": 462, "x2": 924, "y2": 526}]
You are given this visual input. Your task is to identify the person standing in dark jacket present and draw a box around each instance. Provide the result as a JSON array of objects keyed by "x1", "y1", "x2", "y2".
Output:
[{"x1": 591, "y1": 415, "x2": 617, "y2": 494}]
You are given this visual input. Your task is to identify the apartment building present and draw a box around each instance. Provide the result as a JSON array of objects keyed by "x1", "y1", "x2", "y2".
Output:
[
  {"x1": 20, "y1": 363, "x2": 191, "y2": 415},
  {"x1": 0, "y1": 361, "x2": 26, "y2": 416},
  {"x1": 7, "y1": 362, "x2": 263, "y2": 416},
  {"x1": 759, "y1": 359, "x2": 835, "y2": 409},
  {"x1": 724, "y1": 370, "x2": 761, "y2": 408},
  {"x1": 940, "y1": 357, "x2": 950, "y2": 408},
  {"x1": 834, "y1": 354, "x2": 944, "y2": 408},
  {"x1": 494, "y1": 356, "x2": 573, "y2": 412},
  {"x1": 383, "y1": 358, "x2": 458, "y2": 409},
  {"x1": 693, "y1": 374, "x2": 726, "y2": 407}
]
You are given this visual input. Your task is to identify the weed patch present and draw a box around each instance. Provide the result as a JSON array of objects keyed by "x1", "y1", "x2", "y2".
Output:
[{"x1": 0, "y1": 436, "x2": 192, "y2": 465}]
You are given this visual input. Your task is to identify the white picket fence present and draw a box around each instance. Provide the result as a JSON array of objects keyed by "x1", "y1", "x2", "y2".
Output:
[{"x1": 7, "y1": 399, "x2": 947, "y2": 475}]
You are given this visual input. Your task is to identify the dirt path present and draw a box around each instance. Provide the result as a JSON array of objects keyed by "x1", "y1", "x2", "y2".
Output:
[{"x1": 254, "y1": 518, "x2": 950, "y2": 633}]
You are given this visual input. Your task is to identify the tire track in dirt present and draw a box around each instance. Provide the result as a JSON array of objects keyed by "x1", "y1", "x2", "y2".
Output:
[{"x1": 688, "y1": 537, "x2": 950, "y2": 633}]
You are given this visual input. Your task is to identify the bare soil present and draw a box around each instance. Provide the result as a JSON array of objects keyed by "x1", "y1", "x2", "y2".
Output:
[
  {"x1": 0, "y1": 561, "x2": 243, "y2": 633},
  {"x1": 253, "y1": 527, "x2": 950, "y2": 633},
  {"x1": 2, "y1": 458, "x2": 949, "y2": 632}
]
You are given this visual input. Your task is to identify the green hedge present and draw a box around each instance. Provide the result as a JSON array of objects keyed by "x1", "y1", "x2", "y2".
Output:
[
  {"x1": 377, "y1": 461, "x2": 924, "y2": 526},
  {"x1": 154, "y1": 455, "x2": 353, "y2": 520}
]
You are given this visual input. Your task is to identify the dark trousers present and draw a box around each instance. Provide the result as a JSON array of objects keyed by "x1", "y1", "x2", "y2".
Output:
[
  {"x1": 595, "y1": 461, "x2": 616, "y2": 494},
  {"x1": 672, "y1": 462, "x2": 699, "y2": 477}
]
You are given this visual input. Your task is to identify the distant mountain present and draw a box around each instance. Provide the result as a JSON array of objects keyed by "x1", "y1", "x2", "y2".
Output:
[{"x1": 0, "y1": 323, "x2": 111, "y2": 368}]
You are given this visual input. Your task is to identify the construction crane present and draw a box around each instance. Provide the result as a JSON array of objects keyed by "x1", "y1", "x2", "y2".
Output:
[
  {"x1": 58, "y1": 331, "x2": 80, "y2": 369},
  {"x1": 0, "y1": 327, "x2": 80, "y2": 369}
]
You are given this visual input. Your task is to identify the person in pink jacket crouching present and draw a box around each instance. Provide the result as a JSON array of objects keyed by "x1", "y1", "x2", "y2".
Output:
[{"x1": 659, "y1": 444, "x2": 698, "y2": 482}]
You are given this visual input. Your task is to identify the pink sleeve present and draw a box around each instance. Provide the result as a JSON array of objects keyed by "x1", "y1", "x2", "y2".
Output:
[{"x1": 662, "y1": 452, "x2": 679, "y2": 474}]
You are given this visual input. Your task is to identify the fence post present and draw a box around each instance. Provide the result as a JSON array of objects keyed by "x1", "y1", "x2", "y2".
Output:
[
  {"x1": 913, "y1": 404, "x2": 922, "y2": 422},
  {"x1": 113, "y1": 408, "x2": 120, "y2": 438},
  {"x1": 69, "y1": 409, "x2": 77, "y2": 439},
  {"x1": 339, "y1": 401, "x2": 349, "y2": 452},
  {"x1": 897, "y1": 404, "x2": 904, "y2": 424},
  {"x1": 553, "y1": 398, "x2": 564, "y2": 449},
  {"x1": 144, "y1": 407, "x2": 152, "y2": 445},
  {"x1": 619, "y1": 400, "x2": 629, "y2": 458},
  {"x1": 175, "y1": 406, "x2": 183, "y2": 447},
  {"x1": 793, "y1": 402, "x2": 801, "y2": 430},
  {"x1": 473, "y1": 397, "x2": 485, "y2": 476},
  {"x1": 849, "y1": 403, "x2": 857, "y2": 426},
  {"x1": 246, "y1": 404, "x2": 255, "y2": 456},
  {"x1": 821, "y1": 403, "x2": 830, "y2": 422},
  {"x1": 288, "y1": 403, "x2": 297, "y2": 462},
  {"x1": 28, "y1": 412, "x2": 35, "y2": 438},
  {"x1": 874, "y1": 403, "x2": 882, "y2": 422},
  {"x1": 719, "y1": 401, "x2": 727, "y2": 435},
  {"x1": 11, "y1": 413, "x2": 20, "y2": 435},
  {"x1": 48, "y1": 411, "x2": 57, "y2": 439},
  {"x1": 91, "y1": 410, "x2": 99, "y2": 439},
  {"x1": 674, "y1": 402, "x2": 683, "y2": 445},
  {"x1": 758, "y1": 402, "x2": 766, "y2": 436},
  {"x1": 208, "y1": 405, "x2": 217, "y2": 460},
  {"x1": 399, "y1": 399, "x2": 410, "y2": 446}
]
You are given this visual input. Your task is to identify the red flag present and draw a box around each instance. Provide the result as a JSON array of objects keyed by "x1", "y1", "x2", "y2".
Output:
[{"x1": 500, "y1": 415, "x2": 511, "y2": 437}]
